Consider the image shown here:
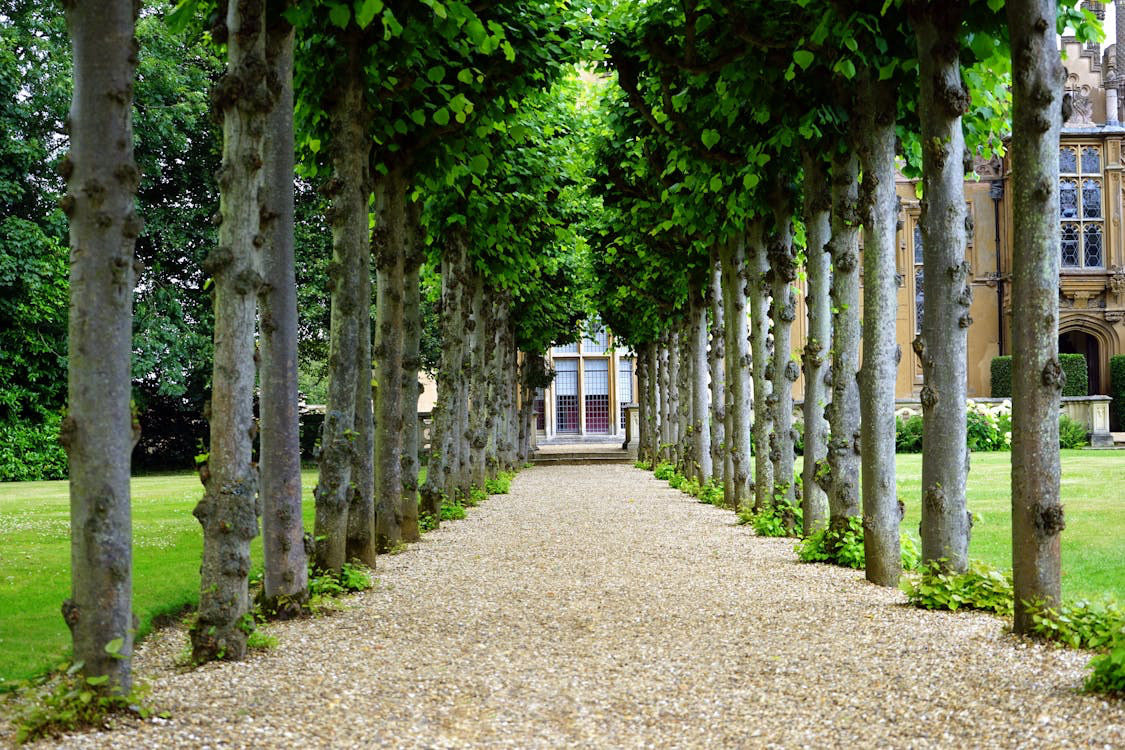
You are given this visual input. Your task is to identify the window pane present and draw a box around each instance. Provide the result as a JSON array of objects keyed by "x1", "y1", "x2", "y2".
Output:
[
  {"x1": 1084, "y1": 224, "x2": 1103, "y2": 267},
  {"x1": 553, "y1": 342, "x2": 578, "y2": 354},
  {"x1": 1061, "y1": 222, "x2": 1080, "y2": 267},
  {"x1": 554, "y1": 363, "x2": 579, "y2": 434},
  {"x1": 618, "y1": 359, "x2": 633, "y2": 429},
  {"x1": 1060, "y1": 179, "x2": 1079, "y2": 219},
  {"x1": 1060, "y1": 146, "x2": 1077, "y2": 173},
  {"x1": 914, "y1": 267, "x2": 924, "y2": 334},
  {"x1": 1081, "y1": 146, "x2": 1101, "y2": 174},
  {"x1": 913, "y1": 224, "x2": 923, "y2": 264},
  {"x1": 1082, "y1": 178, "x2": 1102, "y2": 219},
  {"x1": 583, "y1": 328, "x2": 608, "y2": 354},
  {"x1": 584, "y1": 359, "x2": 609, "y2": 434}
]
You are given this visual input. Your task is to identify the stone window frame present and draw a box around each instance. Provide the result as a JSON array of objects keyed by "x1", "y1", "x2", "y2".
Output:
[{"x1": 1059, "y1": 142, "x2": 1105, "y2": 270}]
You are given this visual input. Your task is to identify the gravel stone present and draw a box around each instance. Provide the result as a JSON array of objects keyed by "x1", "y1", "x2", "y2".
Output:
[{"x1": 18, "y1": 465, "x2": 1125, "y2": 748}]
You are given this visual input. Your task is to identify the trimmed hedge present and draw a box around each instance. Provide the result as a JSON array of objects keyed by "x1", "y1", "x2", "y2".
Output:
[
  {"x1": 1060, "y1": 353, "x2": 1088, "y2": 397},
  {"x1": 1112, "y1": 355, "x2": 1125, "y2": 431},
  {"x1": 992, "y1": 353, "x2": 1088, "y2": 397},
  {"x1": 991, "y1": 356, "x2": 1012, "y2": 398}
]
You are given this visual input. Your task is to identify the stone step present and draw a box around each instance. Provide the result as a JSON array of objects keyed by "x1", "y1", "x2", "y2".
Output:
[
  {"x1": 531, "y1": 452, "x2": 634, "y2": 465},
  {"x1": 1112, "y1": 432, "x2": 1125, "y2": 446}
]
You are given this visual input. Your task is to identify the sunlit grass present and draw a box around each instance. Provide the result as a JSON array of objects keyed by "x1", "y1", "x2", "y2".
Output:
[
  {"x1": 896, "y1": 450, "x2": 1125, "y2": 603},
  {"x1": 0, "y1": 470, "x2": 320, "y2": 687}
]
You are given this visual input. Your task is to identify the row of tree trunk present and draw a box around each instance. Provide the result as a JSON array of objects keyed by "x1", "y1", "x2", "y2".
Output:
[{"x1": 420, "y1": 234, "x2": 534, "y2": 515}]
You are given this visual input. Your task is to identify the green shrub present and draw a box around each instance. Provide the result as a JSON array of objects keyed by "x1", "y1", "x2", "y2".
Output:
[
  {"x1": 895, "y1": 414, "x2": 924, "y2": 453},
  {"x1": 966, "y1": 401, "x2": 1012, "y2": 452},
  {"x1": 308, "y1": 561, "x2": 373, "y2": 598},
  {"x1": 667, "y1": 472, "x2": 686, "y2": 490},
  {"x1": 1086, "y1": 637, "x2": 1125, "y2": 695},
  {"x1": 1060, "y1": 353, "x2": 1088, "y2": 397},
  {"x1": 633, "y1": 460, "x2": 653, "y2": 471},
  {"x1": 440, "y1": 501, "x2": 466, "y2": 521},
  {"x1": 696, "y1": 481, "x2": 724, "y2": 506},
  {"x1": 795, "y1": 516, "x2": 866, "y2": 568},
  {"x1": 465, "y1": 487, "x2": 487, "y2": 507},
  {"x1": 0, "y1": 412, "x2": 68, "y2": 482},
  {"x1": 484, "y1": 471, "x2": 513, "y2": 495},
  {"x1": 1111, "y1": 355, "x2": 1125, "y2": 431},
  {"x1": 1059, "y1": 414, "x2": 1088, "y2": 449},
  {"x1": 1027, "y1": 598, "x2": 1125, "y2": 696},
  {"x1": 13, "y1": 664, "x2": 163, "y2": 743},
  {"x1": 742, "y1": 502, "x2": 803, "y2": 538},
  {"x1": 901, "y1": 560, "x2": 1014, "y2": 616},
  {"x1": 653, "y1": 461, "x2": 675, "y2": 480},
  {"x1": 1027, "y1": 598, "x2": 1125, "y2": 650},
  {"x1": 990, "y1": 355, "x2": 1012, "y2": 398}
]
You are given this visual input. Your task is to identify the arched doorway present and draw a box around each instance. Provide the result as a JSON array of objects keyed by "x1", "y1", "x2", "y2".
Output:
[{"x1": 1058, "y1": 329, "x2": 1101, "y2": 394}]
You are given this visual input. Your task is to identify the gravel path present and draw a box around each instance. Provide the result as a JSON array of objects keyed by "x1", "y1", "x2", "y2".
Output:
[{"x1": 25, "y1": 465, "x2": 1125, "y2": 748}]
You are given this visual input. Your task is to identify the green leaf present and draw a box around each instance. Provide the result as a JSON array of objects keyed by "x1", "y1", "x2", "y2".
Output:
[
  {"x1": 793, "y1": 49, "x2": 814, "y2": 70},
  {"x1": 85, "y1": 674, "x2": 110, "y2": 686},
  {"x1": 701, "y1": 129, "x2": 720, "y2": 149},
  {"x1": 166, "y1": 0, "x2": 199, "y2": 34},
  {"x1": 328, "y1": 3, "x2": 351, "y2": 28},
  {"x1": 835, "y1": 59, "x2": 856, "y2": 80},
  {"x1": 354, "y1": 0, "x2": 383, "y2": 28},
  {"x1": 457, "y1": 68, "x2": 474, "y2": 84},
  {"x1": 469, "y1": 154, "x2": 489, "y2": 173},
  {"x1": 433, "y1": 107, "x2": 450, "y2": 126},
  {"x1": 709, "y1": 175, "x2": 723, "y2": 192},
  {"x1": 104, "y1": 637, "x2": 125, "y2": 656},
  {"x1": 426, "y1": 65, "x2": 446, "y2": 83}
]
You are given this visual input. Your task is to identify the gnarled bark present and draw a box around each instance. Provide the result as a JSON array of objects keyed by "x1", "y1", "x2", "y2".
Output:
[
  {"x1": 747, "y1": 221, "x2": 774, "y2": 511},
  {"x1": 312, "y1": 37, "x2": 370, "y2": 574},
  {"x1": 399, "y1": 205, "x2": 424, "y2": 543},
  {"x1": 768, "y1": 187, "x2": 799, "y2": 515},
  {"x1": 707, "y1": 248, "x2": 728, "y2": 493},
  {"x1": 259, "y1": 8, "x2": 307, "y2": 612},
  {"x1": 800, "y1": 148, "x2": 831, "y2": 537},
  {"x1": 192, "y1": 0, "x2": 270, "y2": 661},
  {"x1": 373, "y1": 166, "x2": 407, "y2": 552},
  {"x1": 690, "y1": 289, "x2": 712, "y2": 483},
  {"x1": 826, "y1": 151, "x2": 862, "y2": 535},
  {"x1": 857, "y1": 73, "x2": 902, "y2": 588},
  {"x1": 1008, "y1": 0, "x2": 1065, "y2": 634},
  {"x1": 911, "y1": 2, "x2": 973, "y2": 572},
  {"x1": 720, "y1": 234, "x2": 752, "y2": 509},
  {"x1": 62, "y1": 0, "x2": 140, "y2": 689}
]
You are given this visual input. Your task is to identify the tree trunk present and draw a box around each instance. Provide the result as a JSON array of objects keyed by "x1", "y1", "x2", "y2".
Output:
[
  {"x1": 768, "y1": 190, "x2": 799, "y2": 517},
  {"x1": 468, "y1": 275, "x2": 488, "y2": 490},
  {"x1": 708, "y1": 248, "x2": 728, "y2": 492},
  {"x1": 857, "y1": 73, "x2": 902, "y2": 588},
  {"x1": 1008, "y1": 0, "x2": 1065, "y2": 634},
  {"x1": 639, "y1": 346, "x2": 657, "y2": 463},
  {"x1": 658, "y1": 334, "x2": 672, "y2": 464},
  {"x1": 747, "y1": 221, "x2": 774, "y2": 512},
  {"x1": 259, "y1": 10, "x2": 307, "y2": 612},
  {"x1": 669, "y1": 327, "x2": 684, "y2": 470},
  {"x1": 912, "y1": 3, "x2": 973, "y2": 572},
  {"x1": 312, "y1": 39, "x2": 369, "y2": 574},
  {"x1": 690, "y1": 290, "x2": 712, "y2": 483},
  {"x1": 373, "y1": 167, "x2": 407, "y2": 552},
  {"x1": 192, "y1": 0, "x2": 269, "y2": 661},
  {"x1": 826, "y1": 150, "x2": 862, "y2": 535},
  {"x1": 800, "y1": 148, "x2": 831, "y2": 537},
  {"x1": 720, "y1": 234, "x2": 752, "y2": 509},
  {"x1": 399, "y1": 208, "x2": 424, "y2": 543},
  {"x1": 344, "y1": 232, "x2": 375, "y2": 567},
  {"x1": 61, "y1": 0, "x2": 140, "y2": 690}
]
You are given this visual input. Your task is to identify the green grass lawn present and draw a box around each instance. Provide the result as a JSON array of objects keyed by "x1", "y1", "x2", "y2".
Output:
[
  {"x1": 0, "y1": 454, "x2": 1121, "y2": 686},
  {"x1": 0, "y1": 470, "x2": 320, "y2": 688},
  {"x1": 896, "y1": 450, "x2": 1125, "y2": 604}
]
